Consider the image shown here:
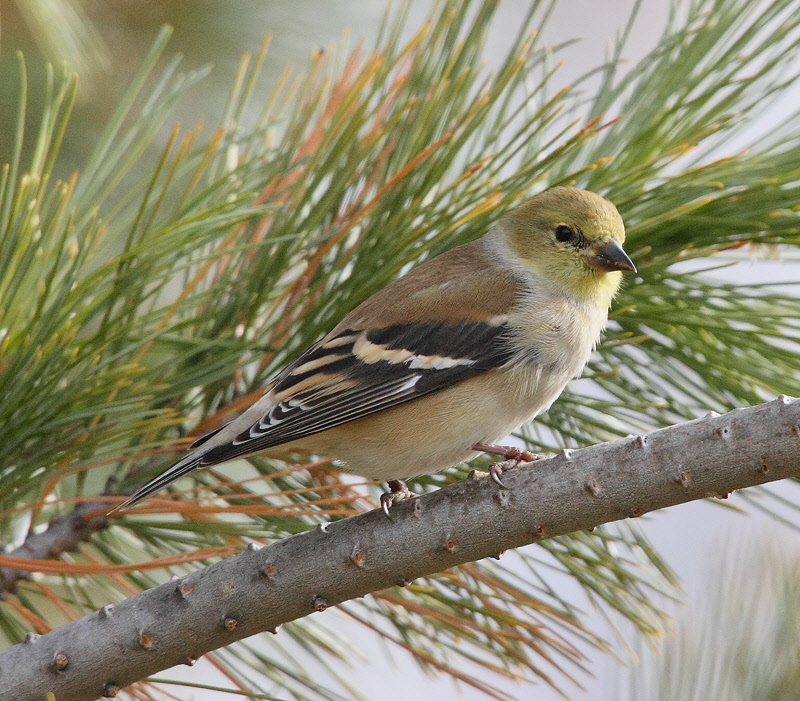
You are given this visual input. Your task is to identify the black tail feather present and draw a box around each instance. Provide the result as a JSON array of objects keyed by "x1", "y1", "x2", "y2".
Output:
[{"x1": 110, "y1": 452, "x2": 207, "y2": 513}]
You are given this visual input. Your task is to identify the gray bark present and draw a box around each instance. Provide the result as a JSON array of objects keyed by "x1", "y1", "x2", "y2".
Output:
[
  {"x1": 0, "y1": 501, "x2": 110, "y2": 594},
  {"x1": 2, "y1": 395, "x2": 800, "y2": 701}
]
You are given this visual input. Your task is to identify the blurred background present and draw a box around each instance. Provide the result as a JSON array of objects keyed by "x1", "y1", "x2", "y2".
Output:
[{"x1": 2, "y1": 1, "x2": 799, "y2": 699}]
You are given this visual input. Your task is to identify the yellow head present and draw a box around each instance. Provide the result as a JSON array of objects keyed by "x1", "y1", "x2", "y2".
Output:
[{"x1": 498, "y1": 186, "x2": 634, "y2": 304}]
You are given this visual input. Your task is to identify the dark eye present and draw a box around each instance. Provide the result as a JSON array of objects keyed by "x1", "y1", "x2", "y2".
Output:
[{"x1": 555, "y1": 225, "x2": 574, "y2": 243}]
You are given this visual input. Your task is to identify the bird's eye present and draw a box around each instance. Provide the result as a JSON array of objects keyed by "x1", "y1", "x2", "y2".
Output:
[{"x1": 555, "y1": 225, "x2": 575, "y2": 243}]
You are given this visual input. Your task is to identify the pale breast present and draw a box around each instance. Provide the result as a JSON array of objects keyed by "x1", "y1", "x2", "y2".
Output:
[{"x1": 508, "y1": 279, "x2": 608, "y2": 381}]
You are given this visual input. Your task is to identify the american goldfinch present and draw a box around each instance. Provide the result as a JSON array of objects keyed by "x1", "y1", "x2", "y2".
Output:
[{"x1": 116, "y1": 187, "x2": 634, "y2": 514}]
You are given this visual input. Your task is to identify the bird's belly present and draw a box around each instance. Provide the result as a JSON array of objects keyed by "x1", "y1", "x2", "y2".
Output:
[{"x1": 295, "y1": 366, "x2": 568, "y2": 482}]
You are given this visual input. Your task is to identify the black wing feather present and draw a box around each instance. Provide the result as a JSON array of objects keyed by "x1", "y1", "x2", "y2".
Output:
[{"x1": 201, "y1": 320, "x2": 514, "y2": 464}]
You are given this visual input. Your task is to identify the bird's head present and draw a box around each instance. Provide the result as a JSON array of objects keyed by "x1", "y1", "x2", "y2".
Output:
[{"x1": 497, "y1": 186, "x2": 634, "y2": 303}]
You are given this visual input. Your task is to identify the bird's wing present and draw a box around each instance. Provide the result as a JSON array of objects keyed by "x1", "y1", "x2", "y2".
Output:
[
  {"x1": 114, "y1": 318, "x2": 516, "y2": 510},
  {"x1": 204, "y1": 318, "x2": 516, "y2": 461}
]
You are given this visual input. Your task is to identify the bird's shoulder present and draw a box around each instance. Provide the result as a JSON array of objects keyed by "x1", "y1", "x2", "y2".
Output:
[{"x1": 333, "y1": 238, "x2": 521, "y2": 331}]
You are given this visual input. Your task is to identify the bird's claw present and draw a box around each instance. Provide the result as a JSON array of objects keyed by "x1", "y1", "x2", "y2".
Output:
[
  {"x1": 489, "y1": 460, "x2": 514, "y2": 488},
  {"x1": 473, "y1": 443, "x2": 544, "y2": 489},
  {"x1": 380, "y1": 493, "x2": 394, "y2": 519},
  {"x1": 380, "y1": 480, "x2": 416, "y2": 519}
]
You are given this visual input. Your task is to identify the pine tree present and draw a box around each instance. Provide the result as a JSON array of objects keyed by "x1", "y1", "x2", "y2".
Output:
[{"x1": 2, "y1": 1, "x2": 800, "y2": 698}]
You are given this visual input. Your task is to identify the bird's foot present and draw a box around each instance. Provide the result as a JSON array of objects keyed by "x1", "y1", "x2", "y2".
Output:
[
  {"x1": 472, "y1": 443, "x2": 544, "y2": 488},
  {"x1": 380, "y1": 479, "x2": 417, "y2": 519}
]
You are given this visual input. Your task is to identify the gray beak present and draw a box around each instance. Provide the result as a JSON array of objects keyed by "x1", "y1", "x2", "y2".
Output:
[{"x1": 587, "y1": 240, "x2": 636, "y2": 273}]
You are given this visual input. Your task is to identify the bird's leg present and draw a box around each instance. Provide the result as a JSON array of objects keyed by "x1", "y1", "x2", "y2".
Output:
[
  {"x1": 380, "y1": 479, "x2": 417, "y2": 519},
  {"x1": 472, "y1": 443, "x2": 544, "y2": 487}
]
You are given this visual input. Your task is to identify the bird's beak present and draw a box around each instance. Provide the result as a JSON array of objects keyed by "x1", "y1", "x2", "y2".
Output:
[{"x1": 587, "y1": 240, "x2": 636, "y2": 273}]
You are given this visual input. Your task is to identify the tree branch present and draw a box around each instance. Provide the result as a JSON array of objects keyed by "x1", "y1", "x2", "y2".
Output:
[
  {"x1": 2, "y1": 396, "x2": 800, "y2": 701},
  {"x1": 0, "y1": 459, "x2": 176, "y2": 596},
  {"x1": 0, "y1": 501, "x2": 109, "y2": 596}
]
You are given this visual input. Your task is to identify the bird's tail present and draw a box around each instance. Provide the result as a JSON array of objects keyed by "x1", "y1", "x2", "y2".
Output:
[{"x1": 109, "y1": 451, "x2": 208, "y2": 513}]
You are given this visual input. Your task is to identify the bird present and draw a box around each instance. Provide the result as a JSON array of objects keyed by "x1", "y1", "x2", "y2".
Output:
[{"x1": 114, "y1": 186, "x2": 635, "y2": 516}]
